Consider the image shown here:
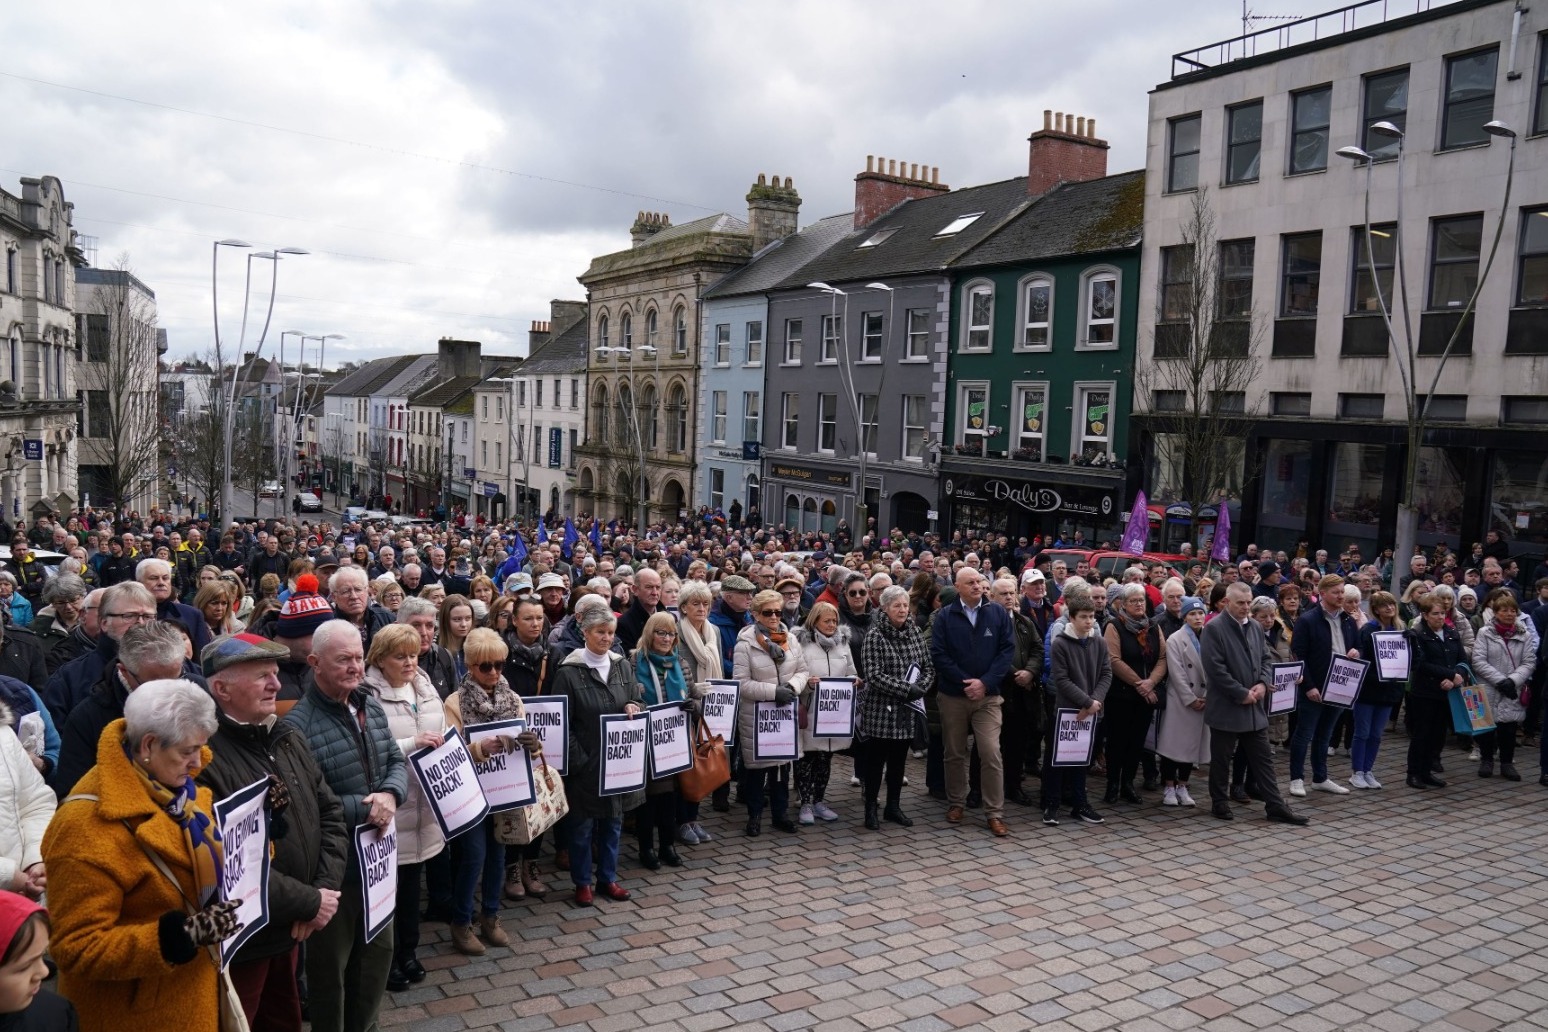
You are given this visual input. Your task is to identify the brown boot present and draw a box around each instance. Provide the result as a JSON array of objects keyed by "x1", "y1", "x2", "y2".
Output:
[
  {"x1": 478, "y1": 914, "x2": 510, "y2": 948},
  {"x1": 450, "y1": 923, "x2": 485, "y2": 956},
  {"x1": 522, "y1": 861, "x2": 549, "y2": 898},
  {"x1": 503, "y1": 864, "x2": 526, "y2": 901}
]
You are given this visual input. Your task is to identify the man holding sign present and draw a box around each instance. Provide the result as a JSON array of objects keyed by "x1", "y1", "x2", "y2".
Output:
[
  {"x1": 199, "y1": 633, "x2": 348, "y2": 1032},
  {"x1": 1289, "y1": 575, "x2": 1361, "y2": 798}
]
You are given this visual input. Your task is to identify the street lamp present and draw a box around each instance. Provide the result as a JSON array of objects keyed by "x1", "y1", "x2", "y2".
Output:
[
  {"x1": 294, "y1": 332, "x2": 343, "y2": 506},
  {"x1": 209, "y1": 239, "x2": 250, "y2": 523},
  {"x1": 1341, "y1": 119, "x2": 1517, "y2": 573}
]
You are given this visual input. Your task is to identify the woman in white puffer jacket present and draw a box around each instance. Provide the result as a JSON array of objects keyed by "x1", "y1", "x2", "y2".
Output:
[{"x1": 0, "y1": 702, "x2": 55, "y2": 900}]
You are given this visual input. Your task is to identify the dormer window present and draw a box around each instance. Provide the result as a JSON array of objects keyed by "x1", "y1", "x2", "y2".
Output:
[{"x1": 935, "y1": 213, "x2": 983, "y2": 237}]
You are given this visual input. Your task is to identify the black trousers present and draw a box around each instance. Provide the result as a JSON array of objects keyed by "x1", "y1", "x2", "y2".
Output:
[
  {"x1": 1208, "y1": 727, "x2": 1287, "y2": 812},
  {"x1": 857, "y1": 737, "x2": 910, "y2": 806},
  {"x1": 1000, "y1": 687, "x2": 1037, "y2": 794},
  {"x1": 1406, "y1": 696, "x2": 1450, "y2": 777},
  {"x1": 634, "y1": 790, "x2": 679, "y2": 851},
  {"x1": 1479, "y1": 721, "x2": 1519, "y2": 764},
  {"x1": 1104, "y1": 693, "x2": 1154, "y2": 787},
  {"x1": 393, "y1": 860, "x2": 424, "y2": 968},
  {"x1": 740, "y1": 764, "x2": 790, "y2": 818}
]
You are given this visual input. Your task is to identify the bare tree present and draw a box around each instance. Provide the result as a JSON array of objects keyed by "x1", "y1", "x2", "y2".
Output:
[
  {"x1": 79, "y1": 258, "x2": 162, "y2": 509},
  {"x1": 1137, "y1": 189, "x2": 1264, "y2": 551}
]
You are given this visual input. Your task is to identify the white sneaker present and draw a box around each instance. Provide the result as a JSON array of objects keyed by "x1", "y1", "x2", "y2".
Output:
[
  {"x1": 1468, "y1": 746, "x2": 1481, "y2": 761},
  {"x1": 902, "y1": 775, "x2": 910, "y2": 786},
  {"x1": 1363, "y1": 772, "x2": 1383, "y2": 789},
  {"x1": 850, "y1": 775, "x2": 862, "y2": 787},
  {"x1": 1162, "y1": 786, "x2": 1178, "y2": 806},
  {"x1": 691, "y1": 822, "x2": 713, "y2": 842},
  {"x1": 678, "y1": 822, "x2": 701, "y2": 844},
  {"x1": 1349, "y1": 772, "x2": 1370, "y2": 789},
  {"x1": 1289, "y1": 779, "x2": 1306, "y2": 797},
  {"x1": 813, "y1": 802, "x2": 839, "y2": 822},
  {"x1": 1175, "y1": 786, "x2": 1196, "y2": 807},
  {"x1": 798, "y1": 804, "x2": 816, "y2": 826},
  {"x1": 1311, "y1": 778, "x2": 1350, "y2": 795},
  {"x1": 1327, "y1": 746, "x2": 1336, "y2": 756}
]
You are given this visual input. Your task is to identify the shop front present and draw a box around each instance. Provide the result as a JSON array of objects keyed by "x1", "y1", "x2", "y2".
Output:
[
  {"x1": 939, "y1": 466, "x2": 1125, "y2": 546},
  {"x1": 764, "y1": 458, "x2": 938, "y2": 538}
]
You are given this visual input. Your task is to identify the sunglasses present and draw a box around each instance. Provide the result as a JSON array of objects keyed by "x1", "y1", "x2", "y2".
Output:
[
  {"x1": 475, "y1": 661, "x2": 506, "y2": 674},
  {"x1": 758, "y1": 609, "x2": 782, "y2": 617},
  {"x1": 846, "y1": 589, "x2": 868, "y2": 597}
]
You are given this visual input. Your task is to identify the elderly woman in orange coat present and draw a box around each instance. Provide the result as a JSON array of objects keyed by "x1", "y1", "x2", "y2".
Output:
[{"x1": 42, "y1": 679, "x2": 244, "y2": 1032}]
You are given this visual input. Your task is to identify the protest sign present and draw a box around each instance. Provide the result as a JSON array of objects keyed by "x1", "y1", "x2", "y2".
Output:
[
  {"x1": 409, "y1": 728, "x2": 490, "y2": 839},
  {"x1": 1372, "y1": 631, "x2": 1410, "y2": 681},
  {"x1": 1321, "y1": 654, "x2": 1368, "y2": 708},
  {"x1": 700, "y1": 680, "x2": 739, "y2": 744},
  {"x1": 812, "y1": 679, "x2": 857, "y2": 738},
  {"x1": 520, "y1": 696, "x2": 569, "y2": 775},
  {"x1": 599, "y1": 712, "x2": 649, "y2": 796},
  {"x1": 355, "y1": 818, "x2": 397, "y2": 943},
  {"x1": 1052, "y1": 708, "x2": 1098, "y2": 766},
  {"x1": 647, "y1": 702, "x2": 694, "y2": 778},
  {"x1": 752, "y1": 698, "x2": 798, "y2": 762},
  {"x1": 213, "y1": 778, "x2": 270, "y2": 968},
  {"x1": 465, "y1": 718, "x2": 536, "y2": 812},
  {"x1": 1270, "y1": 661, "x2": 1303, "y2": 715}
]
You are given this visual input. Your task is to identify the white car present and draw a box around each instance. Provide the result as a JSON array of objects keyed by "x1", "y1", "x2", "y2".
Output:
[{"x1": 259, "y1": 481, "x2": 282, "y2": 498}]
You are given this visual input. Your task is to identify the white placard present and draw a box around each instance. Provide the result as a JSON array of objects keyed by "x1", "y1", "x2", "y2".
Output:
[
  {"x1": 464, "y1": 718, "x2": 537, "y2": 812},
  {"x1": 1270, "y1": 661, "x2": 1303, "y2": 715},
  {"x1": 213, "y1": 777, "x2": 270, "y2": 968},
  {"x1": 355, "y1": 818, "x2": 397, "y2": 944},
  {"x1": 520, "y1": 696, "x2": 569, "y2": 775},
  {"x1": 1320, "y1": 654, "x2": 1368, "y2": 708},
  {"x1": 408, "y1": 728, "x2": 490, "y2": 839},
  {"x1": 1371, "y1": 631, "x2": 1410, "y2": 681},
  {"x1": 700, "y1": 680, "x2": 740, "y2": 744},
  {"x1": 647, "y1": 702, "x2": 694, "y2": 778},
  {"x1": 599, "y1": 712, "x2": 649, "y2": 796},
  {"x1": 812, "y1": 679, "x2": 857, "y2": 738},
  {"x1": 752, "y1": 699, "x2": 798, "y2": 762},
  {"x1": 1052, "y1": 708, "x2": 1097, "y2": 767}
]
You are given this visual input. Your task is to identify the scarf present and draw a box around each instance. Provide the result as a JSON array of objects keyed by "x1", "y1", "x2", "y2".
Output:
[
  {"x1": 126, "y1": 744, "x2": 223, "y2": 905},
  {"x1": 811, "y1": 628, "x2": 842, "y2": 651},
  {"x1": 1121, "y1": 612, "x2": 1151, "y2": 649},
  {"x1": 636, "y1": 649, "x2": 688, "y2": 704},
  {"x1": 1494, "y1": 619, "x2": 1518, "y2": 640},
  {"x1": 456, "y1": 672, "x2": 524, "y2": 724},
  {"x1": 758, "y1": 626, "x2": 788, "y2": 663},
  {"x1": 681, "y1": 617, "x2": 721, "y2": 679},
  {"x1": 1181, "y1": 620, "x2": 1202, "y2": 652}
]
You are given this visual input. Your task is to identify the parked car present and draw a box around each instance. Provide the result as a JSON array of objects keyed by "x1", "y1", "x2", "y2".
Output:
[
  {"x1": 295, "y1": 492, "x2": 323, "y2": 513},
  {"x1": 1030, "y1": 549, "x2": 1189, "y2": 582},
  {"x1": 0, "y1": 547, "x2": 67, "y2": 580},
  {"x1": 258, "y1": 481, "x2": 282, "y2": 498}
]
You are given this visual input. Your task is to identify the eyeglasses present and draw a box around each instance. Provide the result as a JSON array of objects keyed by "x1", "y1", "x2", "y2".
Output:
[
  {"x1": 757, "y1": 609, "x2": 782, "y2": 617},
  {"x1": 474, "y1": 661, "x2": 506, "y2": 673},
  {"x1": 651, "y1": 629, "x2": 678, "y2": 639},
  {"x1": 846, "y1": 590, "x2": 868, "y2": 597},
  {"x1": 104, "y1": 611, "x2": 156, "y2": 623}
]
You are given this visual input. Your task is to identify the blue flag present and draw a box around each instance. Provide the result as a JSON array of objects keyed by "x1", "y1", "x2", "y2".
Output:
[
  {"x1": 590, "y1": 519, "x2": 603, "y2": 552},
  {"x1": 561, "y1": 518, "x2": 579, "y2": 559},
  {"x1": 495, "y1": 537, "x2": 525, "y2": 584},
  {"x1": 537, "y1": 521, "x2": 548, "y2": 545}
]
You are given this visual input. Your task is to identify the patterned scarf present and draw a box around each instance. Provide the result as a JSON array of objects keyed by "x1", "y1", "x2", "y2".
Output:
[
  {"x1": 758, "y1": 626, "x2": 788, "y2": 663},
  {"x1": 126, "y1": 744, "x2": 223, "y2": 905},
  {"x1": 456, "y1": 672, "x2": 524, "y2": 725},
  {"x1": 636, "y1": 649, "x2": 688, "y2": 704},
  {"x1": 1121, "y1": 612, "x2": 1151, "y2": 650}
]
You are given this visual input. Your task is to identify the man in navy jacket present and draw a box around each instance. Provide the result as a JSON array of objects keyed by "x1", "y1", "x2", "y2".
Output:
[
  {"x1": 1290, "y1": 574, "x2": 1362, "y2": 797},
  {"x1": 930, "y1": 567, "x2": 1016, "y2": 837}
]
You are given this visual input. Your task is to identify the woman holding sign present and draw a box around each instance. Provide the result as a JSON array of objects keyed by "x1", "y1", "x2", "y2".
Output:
[
  {"x1": 363, "y1": 625, "x2": 448, "y2": 979},
  {"x1": 733, "y1": 590, "x2": 810, "y2": 837},
  {"x1": 856, "y1": 588, "x2": 929, "y2": 831},
  {"x1": 1472, "y1": 589, "x2": 1537, "y2": 781},
  {"x1": 444, "y1": 629, "x2": 544, "y2": 948},
  {"x1": 632, "y1": 612, "x2": 695, "y2": 869},
  {"x1": 795, "y1": 602, "x2": 857, "y2": 826},
  {"x1": 553, "y1": 604, "x2": 645, "y2": 906},
  {"x1": 1407, "y1": 594, "x2": 1466, "y2": 789},
  {"x1": 1352, "y1": 591, "x2": 1406, "y2": 789}
]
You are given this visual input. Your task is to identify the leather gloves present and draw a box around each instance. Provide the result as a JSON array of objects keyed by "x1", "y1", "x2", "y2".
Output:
[{"x1": 773, "y1": 686, "x2": 797, "y2": 706}]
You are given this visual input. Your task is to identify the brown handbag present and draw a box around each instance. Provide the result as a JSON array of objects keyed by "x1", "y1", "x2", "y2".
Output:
[{"x1": 677, "y1": 717, "x2": 731, "y2": 803}]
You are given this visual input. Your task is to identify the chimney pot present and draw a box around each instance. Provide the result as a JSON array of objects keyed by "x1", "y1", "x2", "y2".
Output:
[
  {"x1": 1088, "y1": 117, "x2": 1096, "y2": 138},
  {"x1": 1043, "y1": 109, "x2": 1052, "y2": 130},
  {"x1": 784, "y1": 176, "x2": 792, "y2": 188},
  {"x1": 757, "y1": 173, "x2": 766, "y2": 186},
  {"x1": 932, "y1": 166, "x2": 939, "y2": 184},
  {"x1": 1076, "y1": 116, "x2": 1086, "y2": 136},
  {"x1": 1055, "y1": 112, "x2": 1064, "y2": 132},
  {"x1": 888, "y1": 158, "x2": 896, "y2": 176},
  {"x1": 907, "y1": 162, "x2": 915, "y2": 179},
  {"x1": 866, "y1": 155, "x2": 874, "y2": 173}
]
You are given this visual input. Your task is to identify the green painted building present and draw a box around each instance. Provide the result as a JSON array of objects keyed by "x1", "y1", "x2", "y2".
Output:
[{"x1": 940, "y1": 169, "x2": 1144, "y2": 546}]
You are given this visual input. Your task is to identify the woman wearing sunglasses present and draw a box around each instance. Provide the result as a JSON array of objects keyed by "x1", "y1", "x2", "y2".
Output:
[
  {"x1": 733, "y1": 590, "x2": 811, "y2": 837},
  {"x1": 444, "y1": 628, "x2": 545, "y2": 947}
]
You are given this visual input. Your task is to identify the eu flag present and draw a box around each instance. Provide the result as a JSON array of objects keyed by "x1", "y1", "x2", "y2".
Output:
[
  {"x1": 590, "y1": 519, "x2": 603, "y2": 552},
  {"x1": 537, "y1": 521, "x2": 548, "y2": 545},
  {"x1": 561, "y1": 518, "x2": 579, "y2": 559}
]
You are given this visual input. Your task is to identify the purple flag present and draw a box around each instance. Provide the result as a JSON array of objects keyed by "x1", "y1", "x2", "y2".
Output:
[
  {"x1": 1121, "y1": 489, "x2": 1148, "y2": 557},
  {"x1": 1210, "y1": 500, "x2": 1232, "y2": 564}
]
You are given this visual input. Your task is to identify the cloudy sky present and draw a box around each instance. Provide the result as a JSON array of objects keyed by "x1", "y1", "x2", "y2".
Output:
[{"x1": 4, "y1": 0, "x2": 1257, "y2": 366}]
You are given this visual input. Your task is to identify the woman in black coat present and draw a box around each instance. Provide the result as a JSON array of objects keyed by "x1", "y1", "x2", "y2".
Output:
[{"x1": 1406, "y1": 593, "x2": 1465, "y2": 790}]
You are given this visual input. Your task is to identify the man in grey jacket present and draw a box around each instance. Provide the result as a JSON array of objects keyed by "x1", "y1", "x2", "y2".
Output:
[{"x1": 1199, "y1": 583, "x2": 1307, "y2": 825}]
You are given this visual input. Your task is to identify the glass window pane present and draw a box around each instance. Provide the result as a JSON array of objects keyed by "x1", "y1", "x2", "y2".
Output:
[
  {"x1": 1170, "y1": 153, "x2": 1198, "y2": 192},
  {"x1": 1229, "y1": 103, "x2": 1261, "y2": 144},
  {"x1": 1491, "y1": 449, "x2": 1548, "y2": 548},
  {"x1": 1414, "y1": 447, "x2": 1465, "y2": 546},
  {"x1": 1282, "y1": 234, "x2": 1321, "y2": 316},
  {"x1": 1520, "y1": 255, "x2": 1548, "y2": 305},
  {"x1": 1293, "y1": 87, "x2": 1331, "y2": 131},
  {"x1": 1291, "y1": 128, "x2": 1327, "y2": 174},
  {"x1": 1173, "y1": 116, "x2": 1201, "y2": 153},
  {"x1": 1258, "y1": 439, "x2": 1313, "y2": 552},
  {"x1": 1327, "y1": 442, "x2": 1386, "y2": 561},
  {"x1": 1443, "y1": 50, "x2": 1498, "y2": 148},
  {"x1": 1364, "y1": 70, "x2": 1409, "y2": 159}
]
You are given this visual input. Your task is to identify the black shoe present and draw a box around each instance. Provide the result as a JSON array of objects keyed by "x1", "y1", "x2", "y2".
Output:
[
  {"x1": 1211, "y1": 803, "x2": 1234, "y2": 821},
  {"x1": 1041, "y1": 807, "x2": 1060, "y2": 826},
  {"x1": 421, "y1": 904, "x2": 454, "y2": 924},
  {"x1": 1073, "y1": 806, "x2": 1104, "y2": 825},
  {"x1": 1229, "y1": 785, "x2": 1249, "y2": 803},
  {"x1": 1142, "y1": 776, "x2": 1159, "y2": 792},
  {"x1": 1119, "y1": 784, "x2": 1142, "y2": 805},
  {"x1": 387, "y1": 965, "x2": 409, "y2": 993},
  {"x1": 638, "y1": 847, "x2": 660, "y2": 871},
  {"x1": 1421, "y1": 774, "x2": 1447, "y2": 788},
  {"x1": 864, "y1": 803, "x2": 880, "y2": 830},
  {"x1": 1478, "y1": 762, "x2": 1494, "y2": 778},
  {"x1": 1244, "y1": 783, "x2": 1265, "y2": 801},
  {"x1": 744, "y1": 818, "x2": 762, "y2": 837},
  {"x1": 1432, "y1": 760, "x2": 1445, "y2": 774},
  {"x1": 771, "y1": 816, "x2": 798, "y2": 833},
  {"x1": 659, "y1": 845, "x2": 682, "y2": 867},
  {"x1": 1266, "y1": 808, "x2": 1309, "y2": 826},
  {"x1": 1102, "y1": 784, "x2": 1119, "y2": 804},
  {"x1": 1540, "y1": 773, "x2": 1548, "y2": 787},
  {"x1": 403, "y1": 958, "x2": 426, "y2": 983},
  {"x1": 1501, "y1": 763, "x2": 1521, "y2": 782},
  {"x1": 712, "y1": 797, "x2": 732, "y2": 813},
  {"x1": 1007, "y1": 788, "x2": 1035, "y2": 807},
  {"x1": 882, "y1": 804, "x2": 914, "y2": 828},
  {"x1": 966, "y1": 790, "x2": 982, "y2": 809},
  {"x1": 1406, "y1": 774, "x2": 1430, "y2": 790}
]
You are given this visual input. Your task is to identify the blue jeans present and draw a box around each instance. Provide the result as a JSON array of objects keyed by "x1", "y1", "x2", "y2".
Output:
[
  {"x1": 452, "y1": 818, "x2": 503, "y2": 924},
  {"x1": 1289, "y1": 696, "x2": 1339, "y2": 782},
  {"x1": 568, "y1": 816, "x2": 622, "y2": 888},
  {"x1": 1350, "y1": 703, "x2": 1393, "y2": 774}
]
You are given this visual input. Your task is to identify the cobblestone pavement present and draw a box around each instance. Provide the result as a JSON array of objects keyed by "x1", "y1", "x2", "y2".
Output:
[{"x1": 382, "y1": 747, "x2": 1548, "y2": 1032}]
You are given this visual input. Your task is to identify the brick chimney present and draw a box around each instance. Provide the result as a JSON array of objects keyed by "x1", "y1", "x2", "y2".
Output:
[
  {"x1": 630, "y1": 211, "x2": 671, "y2": 247},
  {"x1": 1027, "y1": 111, "x2": 1109, "y2": 196},
  {"x1": 549, "y1": 299, "x2": 588, "y2": 339},
  {"x1": 853, "y1": 157, "x2": 949, "y2": 230},
  {"x1": 437, "y1": 337, "x2": 482, "y2": 378},
  {"x1": 526, "y1": 321, "x2": 552, "y2": 353},
  {"x1": 746, "y1": 174, "x2": 802, "y2": 252}
]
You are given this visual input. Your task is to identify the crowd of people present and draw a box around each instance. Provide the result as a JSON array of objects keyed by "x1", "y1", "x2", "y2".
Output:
[{"x1": 0, "y1": 503, "x2": 1540, "y2": 1030}]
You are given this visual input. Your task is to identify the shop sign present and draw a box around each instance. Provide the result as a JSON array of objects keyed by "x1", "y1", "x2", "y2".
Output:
[
  {"x1": 768, "y1": 462, "x2": 852, "y2": 489},
  {"x1": 952, "y1": 476, "x2": 1116, "y2": 520}
]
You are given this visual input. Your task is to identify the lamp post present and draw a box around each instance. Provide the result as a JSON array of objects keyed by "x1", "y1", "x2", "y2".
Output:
[
  {"x1": 219, "y1": 245, "x2": 307, "y2": 528},
  {"x1": 209, "y1": 239, "x2": 250, "y2": 525},
  {"x1": 294, "y1": 332, "x2": 343, "y2": 506},
  {"x1": 811, "y1": 281, "x2": 894, "y2": 543},
  {"x1": 1338, "y1": 119, "x2": 1517, "y2": 575}
]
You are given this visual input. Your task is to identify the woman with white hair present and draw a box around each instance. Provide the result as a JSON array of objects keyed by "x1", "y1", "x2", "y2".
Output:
[{"x1": 43, "y1": 679, "x2": 242, "y2": 1032}]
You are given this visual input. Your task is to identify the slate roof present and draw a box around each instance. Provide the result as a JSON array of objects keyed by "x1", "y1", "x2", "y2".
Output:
[
  {"x1": 647, "y1": 212, "x2": 748, "y2": 247},
  {"x1": 702, "y1": 213, "x2": 856, "y2": 299},
  {"x1": 952, "y1": 170, "x2": 1146, "y2": 269},
  {"x1": 520, "y1": 316, "x2": 589, "y2": 375},
  {"x1": 377, "y1": 355, "x2": 439, "y2": 397},
  {"x1": 409, "y1": 374, "x2": 482, "y2": 407},
  {"x1": 774, "y1": 177, "x2": 1035, "y2": 288},
  {"x1": 326, "y1": 355, "x2": 417, "y2": 398}
]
